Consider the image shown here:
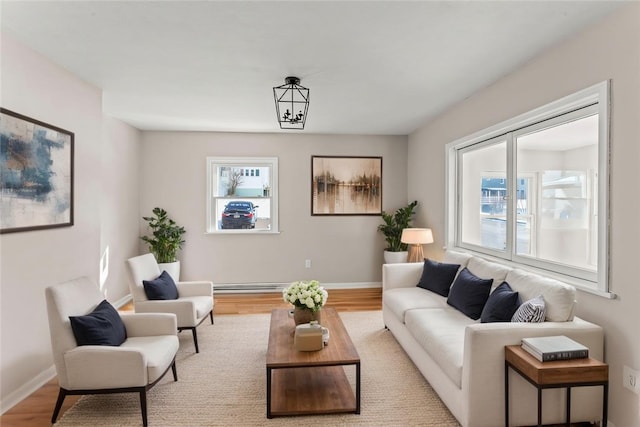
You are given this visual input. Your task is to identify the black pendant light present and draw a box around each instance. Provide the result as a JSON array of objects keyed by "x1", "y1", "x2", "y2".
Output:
[{"x1": 273, "y1": 76, "x2": 309, "y2": 130}]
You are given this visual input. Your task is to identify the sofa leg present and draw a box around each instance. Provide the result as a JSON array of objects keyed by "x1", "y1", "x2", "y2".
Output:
[
  {"x1": 209, "y1": 310, "x2": 214, "y2": 325},
  {"x1": 51, "y1": 388, "x2": 67, "y2": 423},
  {"x1": 171, "y1": 360, "x2": 178, "y2": 381}
]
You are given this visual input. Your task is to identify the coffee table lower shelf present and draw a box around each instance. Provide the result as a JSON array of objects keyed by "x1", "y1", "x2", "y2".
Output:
[{"x1": 267, "y1": 365, "x2": 359, "y2": 418}]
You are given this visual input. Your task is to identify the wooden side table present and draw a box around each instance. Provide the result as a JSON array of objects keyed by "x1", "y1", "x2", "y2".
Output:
[{"x1": 504, "y1": 345, "x2": 608, "y2": 427}]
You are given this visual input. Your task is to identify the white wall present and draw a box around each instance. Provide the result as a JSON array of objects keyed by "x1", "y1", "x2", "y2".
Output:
[
  {"x1": 408, "y1": 4, "x2": 640, "y2": 426},
  {"x1": 140, "y1": 132, "x2": 407, "y2": 285},
  {"x1": 100, "y1": 117, "x2": 142, "y2": 300},
  {"x1": 0, "y1": 34, "x2": 141, "y2": 412}
]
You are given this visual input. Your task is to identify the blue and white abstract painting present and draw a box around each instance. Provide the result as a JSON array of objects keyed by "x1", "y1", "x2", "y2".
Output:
[{"x1": 0, "y1": 109, "x2": 73, "y2": 233}]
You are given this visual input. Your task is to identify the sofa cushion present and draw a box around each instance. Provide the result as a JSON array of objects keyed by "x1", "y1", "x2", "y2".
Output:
[
  {"x1": 69, "y1": 300, "x2": 127, "y2": 346},
  {"x1": 405, "y1": 308, "x2": 475, "y2": 388},
  {"x1": 143, "y1": 270, "x2": 179, "y2": 300},
  {"x1": 384, "y1": 287, "x2": 448, "y2": 323},
  {"x1": 443, "y1": 250, "x2": 472, "y2": 268},
  {"x1": 512, "y1": 294, "x2": 546, "y2": 323},
  {"x1": 417, "y1": 258, "x2": 461, "y2": 297},
  {"x1": 447, "y1": 268, "x2": 493, "y2": 320},
  {"x1": 506, "y1": 269, "x2": 576, "y2": 321},
  {"x1": 467, "y1": 257, "x2": 511, "y2": 291},
  {"x1": 480, "y1": 282, "x2": 521, "y2": 323}
]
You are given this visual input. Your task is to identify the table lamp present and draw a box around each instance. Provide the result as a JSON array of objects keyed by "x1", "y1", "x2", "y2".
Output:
[{"x1": 401, "y1": 228, "x2": 434, "y2": 263}]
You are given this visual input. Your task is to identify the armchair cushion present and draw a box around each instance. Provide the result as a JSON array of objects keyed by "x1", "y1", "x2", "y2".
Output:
[
  {"x1": 143, "y1": 270, "x2": 179, "y2": 300},
  {"x1": 69, "y1": 300, "x2": 127, "y2": 346}
]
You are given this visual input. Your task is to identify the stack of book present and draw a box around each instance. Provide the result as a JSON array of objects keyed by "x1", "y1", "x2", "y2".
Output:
[{"x1": 521, "y1": 335, "x2": 589, "y2": 362}]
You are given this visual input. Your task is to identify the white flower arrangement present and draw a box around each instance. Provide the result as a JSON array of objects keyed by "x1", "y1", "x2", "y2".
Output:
[{"x1": 282, "y1": 280, "x2": 328, "y2": 312}]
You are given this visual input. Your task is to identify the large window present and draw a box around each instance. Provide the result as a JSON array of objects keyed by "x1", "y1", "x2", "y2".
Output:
[
  {"x1": 206, "y1": 157, "x2": 278, "y2": 233},
  {"x1": 447, "y1": 82, "x2": 609, "y2": 293}
]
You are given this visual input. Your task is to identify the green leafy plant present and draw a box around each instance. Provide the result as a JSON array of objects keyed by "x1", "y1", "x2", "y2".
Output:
[
  {"x1": 140, "y1": 207, "x2": 186, "y2": 263},
  {"x1": 377, "y1": 200, "x2": 418, "y2": 252}
]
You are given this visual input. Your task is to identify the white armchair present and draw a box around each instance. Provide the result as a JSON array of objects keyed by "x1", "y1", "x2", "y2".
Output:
[
  {"x1": 126, "y1": 253, "x2": 214, "y2": 353},
  {"x1": 45, "y1": 276, "x2": 179, "y2": 426}
]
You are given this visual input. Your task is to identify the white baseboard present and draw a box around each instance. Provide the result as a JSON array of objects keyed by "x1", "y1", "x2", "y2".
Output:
[
  {"x1": 112, "y1": 293, "x2": 133, "y2": 309},
  {"x1": 1, "y1": 365, "x2": 56, "y2": 415}
]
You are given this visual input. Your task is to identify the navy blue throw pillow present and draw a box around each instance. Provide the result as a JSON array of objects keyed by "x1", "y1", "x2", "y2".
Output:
[
  {"x1": 446, "y1": 268, "x2": 493, "y2": 320},
  {"x1": 416, "y1": 258, "x2": 461, "y2": 297},
  {"x1": 480, "y1": 281, "x2": 522, "y2": 323},
  {"x1": 143, "y1": 270, "x2": 179, "y2": 300},
  {"x1": 69, "y1": 300, "x2": 127, "y2": 346}
]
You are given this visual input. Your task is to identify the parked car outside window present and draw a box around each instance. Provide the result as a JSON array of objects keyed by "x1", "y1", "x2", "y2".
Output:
[{"x1": 221, "y1": 201, "x2": 258, "y2": 229}]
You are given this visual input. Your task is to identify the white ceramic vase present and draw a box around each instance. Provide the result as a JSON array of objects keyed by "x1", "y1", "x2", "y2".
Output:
[
  {"x1": 383, "y1": 251, "x2": 408, "y2": 264},
  {"x1": 158, "y1": 261, "x2": 180, "y2": 282}
]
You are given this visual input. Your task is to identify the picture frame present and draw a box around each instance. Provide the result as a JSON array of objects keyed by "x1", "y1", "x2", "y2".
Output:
[
  {"x1": 0, "y1": 108, "x2": 74, "y2": 233},
  {"x1": 311, "y1": 155, "x2": 382, "y2": 215}
]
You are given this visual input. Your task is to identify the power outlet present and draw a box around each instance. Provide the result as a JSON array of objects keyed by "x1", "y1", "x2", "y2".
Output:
[
  {"x1": 305, "y1": 259, "x2": 311, "y2": 268},
  {"x1": 623, "y1": 366, "x2": 640, "y2": 394}
]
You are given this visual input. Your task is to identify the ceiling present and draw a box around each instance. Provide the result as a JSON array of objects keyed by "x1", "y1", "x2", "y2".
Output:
[{"x1": 0, "y1": 1, "x2": 622, "y2": 135}]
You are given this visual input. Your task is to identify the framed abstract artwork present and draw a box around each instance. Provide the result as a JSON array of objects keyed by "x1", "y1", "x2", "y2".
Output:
[
  {"x1": 0, "y1": 108, "x2": 74, "y2": 233},
  {"x1": 311, "y1": 155, "x2": 382, "y2": 215}
]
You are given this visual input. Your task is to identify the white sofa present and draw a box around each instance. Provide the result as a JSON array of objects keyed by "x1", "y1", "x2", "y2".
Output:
[{"x1": 382, "y1": 251, "x2": 605, "y2": 427}]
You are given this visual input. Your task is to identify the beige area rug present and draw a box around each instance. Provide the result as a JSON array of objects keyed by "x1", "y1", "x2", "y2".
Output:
[{"x1": 55, "y1": 311, "x2": 459, "y2": 426}]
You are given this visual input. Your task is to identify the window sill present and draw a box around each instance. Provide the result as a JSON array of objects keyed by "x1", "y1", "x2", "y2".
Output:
[{"x1": 205, "y1": 230, "x2": 280, "y2": 235}]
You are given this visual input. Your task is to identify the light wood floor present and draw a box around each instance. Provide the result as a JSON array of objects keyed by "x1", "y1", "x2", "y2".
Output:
[{"x1": 0, "y1": 288, "x2": 381, "y2": 427}]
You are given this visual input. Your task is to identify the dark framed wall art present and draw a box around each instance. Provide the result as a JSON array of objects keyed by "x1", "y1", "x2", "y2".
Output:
[
  {"x1": 0, "y1": 108, "x2": 74, "y2": 233},
  {"x1": 311, "y1": 155, "x2": 382, "y2": 215}
]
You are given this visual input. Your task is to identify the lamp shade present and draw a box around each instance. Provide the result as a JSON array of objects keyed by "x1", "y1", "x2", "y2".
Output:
[{"x1": 401, "y1": 228, "x2": 434, "y2": 245}]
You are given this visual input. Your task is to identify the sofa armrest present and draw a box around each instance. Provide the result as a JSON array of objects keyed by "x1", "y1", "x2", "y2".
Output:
[
  {"x1": 176, "y1": 280, "x2": 213, "y2": 297},
  {"x1": 382, "y1": 263, "x2": 423, "y2": 291},
  {"x1": 64, "y1": 346, "x2": 148, "y2": 389},
  {"x1": 461, "y1": 317, "x2": 604, "y2": 424},
  {"x1": 120, "y1": 312, "x2": 177, "y2": 337}
]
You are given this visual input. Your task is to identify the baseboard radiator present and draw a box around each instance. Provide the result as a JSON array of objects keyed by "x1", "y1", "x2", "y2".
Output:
[
  {"x1": 214, "y1": 283, "x2": 285, "y2": 293},
  {"x1": 213, "y1": 281, "x2": 381, "y2": 294}
]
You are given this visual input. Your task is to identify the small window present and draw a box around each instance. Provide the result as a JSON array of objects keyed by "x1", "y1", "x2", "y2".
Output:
[{"x1": 206, "y1": 157, "x2": 278, "y2": 233}]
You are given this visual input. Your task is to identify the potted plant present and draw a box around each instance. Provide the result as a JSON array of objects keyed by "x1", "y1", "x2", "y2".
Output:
[
  {"x1": 377, "y1": 200, "x2": 418, "y2": 263},
  {"x1": 282, "y1": 280, "x2": 328, "y2": 325},
  {"x1": 141, "y1": 207, "x2": 186, "y2": 281}
]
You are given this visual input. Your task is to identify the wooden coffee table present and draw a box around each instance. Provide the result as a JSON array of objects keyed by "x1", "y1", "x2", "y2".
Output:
[{"x1": 266, "y1": 307, "x2": 361, "y2": 418}]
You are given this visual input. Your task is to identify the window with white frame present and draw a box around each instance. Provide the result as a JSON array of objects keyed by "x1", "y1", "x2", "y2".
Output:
[
  {"x1": 447, "y1": 82, "x2": 609, "y2": 293},
  {"x1": 206, "y1": 157, "x2": 278, "y2": 233}
]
